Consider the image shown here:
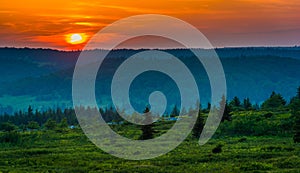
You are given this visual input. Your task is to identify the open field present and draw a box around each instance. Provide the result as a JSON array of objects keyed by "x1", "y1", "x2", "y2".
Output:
[{"x1": 0, "y1": 114, "x2": 299, "y2": 173}]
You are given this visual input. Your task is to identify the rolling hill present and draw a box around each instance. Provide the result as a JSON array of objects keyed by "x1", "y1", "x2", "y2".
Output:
[{"x1": 0, "y1": 47, "x2": 300, "y2": 114}]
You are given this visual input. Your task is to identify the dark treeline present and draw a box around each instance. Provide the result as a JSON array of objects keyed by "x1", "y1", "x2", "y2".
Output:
[
  {"x1": 0, "y1": 106, "x2": 124, "y2": 129},
  {"x1": 0, "y1": 107, "x2": 78, "y2": 128},
  {"x1": 0, "y1": 87, "x2": 300, "y2": 143},
  {"x1": 0, "y1": 88, "x2": 299, "y2": 127}
]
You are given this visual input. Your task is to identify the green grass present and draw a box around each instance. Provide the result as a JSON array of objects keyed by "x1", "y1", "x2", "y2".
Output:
[
  {"x1": 0, "y1": 110, "x2": 299, "y2": 172},
  {"x1": 0, "y1": 128, "x2": 299, "y2": 172}
]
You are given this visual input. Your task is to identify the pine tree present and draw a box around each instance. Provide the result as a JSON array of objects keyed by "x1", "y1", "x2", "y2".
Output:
[
  {"x1": 293, "y1": 111, "x2": 300, "y2": 143},
  {"x1": 44, "y1": 119, "x2": 57, "y2": 130},
  {"x1": 231, "y1": 96, "x2": 241, "y2": 107},
  {"x1": 297, "y1": 86, "x2": 300, "y2": 99},
  {"x1": 27, "y1": 105, "x2": 33, "y2": 121},
  {"x1": 291, "y1": 87, "x2": 300, "y2": 143},
  {"x1": 59, "y1": 118, "x2": 68, "y2": 129},
  {"x1": 220, "y1": 95, "x2": 232, "y2": 122},
  {"x1": 261, "y1": 91, "x2": 286, "y2": 110},
  {"x1": 229, "y1": 96, "x2": 242, "y2": 111},
  {"x1": 139, "y1": 107, "x2": 155, "y2": 140},
  {"x1": 0, "y1": 122, "x2": 17, "y2": 132},
  {"x1": 202, "y1": 102, "x2": 211, "y2": 113},
  {"x1": 27, "y1": 121, "x2": 40, "y2": 130},
  {"x1": 170, "y1": 105, "x2": 179, "y2": 117},
  {"x1": 192, "y1": 107, "x2": 204, "y2": 138},
  {"x1": 34, "y1": 109, "x2": 42, "y2": 126},
  {"x1": 253, "y1": 103, "x2": 260, "y2": 110},
  {"x1": 207, "y1": 102, "x2": 211, "y2": 111},
  {"x1": 243, "y1": 98, "x2": 252, "y2": 110},
  {"x1": 28, "y1": 105, "x2": 33, "y2": 116}
]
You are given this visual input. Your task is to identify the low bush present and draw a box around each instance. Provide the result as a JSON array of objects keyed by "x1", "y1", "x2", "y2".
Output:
[
  {"x1": 0, "y1": 131, "x2": 22, "y2": 144},
  {"x1": 212, "y1": 144, "x2": 223, "y2": 154}
]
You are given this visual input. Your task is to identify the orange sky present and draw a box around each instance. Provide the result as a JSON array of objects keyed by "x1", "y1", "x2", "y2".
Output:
[{"x1": 0, "y1": 0, "x2": 299, "y2": 50}]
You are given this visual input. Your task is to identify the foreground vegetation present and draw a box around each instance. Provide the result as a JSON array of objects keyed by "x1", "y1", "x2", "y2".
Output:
[{"x1": 0, "y1": 117, "x2": 299, "y2": 173}]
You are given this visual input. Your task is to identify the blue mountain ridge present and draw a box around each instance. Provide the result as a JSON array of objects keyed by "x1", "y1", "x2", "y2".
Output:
[{"x1": 0, "y1": 47, "x2": 300, "y2": 114}]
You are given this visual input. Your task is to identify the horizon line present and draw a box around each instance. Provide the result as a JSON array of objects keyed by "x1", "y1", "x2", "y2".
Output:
[{"x1": 0, "y1": 45, "x2": 299, "y2": 52}]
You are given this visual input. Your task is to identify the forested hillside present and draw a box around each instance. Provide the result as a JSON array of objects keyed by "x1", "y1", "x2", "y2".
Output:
[{"x1": 1, "y1": 47, "x2": 300, "y2": 114}]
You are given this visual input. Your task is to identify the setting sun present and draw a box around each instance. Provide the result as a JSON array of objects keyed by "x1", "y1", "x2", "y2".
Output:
[{"x1": 66, "y1": 33, "x2": 87, "y2": 45}]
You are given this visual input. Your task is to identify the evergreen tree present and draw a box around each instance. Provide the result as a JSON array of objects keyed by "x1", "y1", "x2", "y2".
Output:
[
  {"x1": 170, "y1": 105, "x2": 179, "y2": 117},
  {"x1": 253, "y1": 103, "x2": 260, "y2": 110},
  {"x1": 290, "y1": 87, "x2": 300, "y2": 143},
  {"x1": 0, "y1": 122, "x2": 16, "y2": 132},
  {"x1": 289, "y1": 86, "x2": 300, "y2": 112},
  {"x1": 27, "y1": 121, "x2": 40, "y2": 130},
  {"x1": 243, "y1": 98, "x2": 252, "y2": 110},
  {"x1": 289, "y1": 97, "x2": 300, "y2": 115},
  {"x1": 27, "y1": 105, "x2": 34, "y2": 122},
  {"x1": 293, "y1": 111, "x2": 300, "y2": 143},
  {"x1": 230, "y1": 96, "x2": 241, "y2": 107},
  {"x1": 44, "y1": 119, "x2": 57, "y2": 130},
  {"x1": 55, "y1": 108, "x2": 63, "y2": 122},
  {"x1": 297, "y1": 86, "x2": 300, "y2": 99},
  {"x1": 220, "y1": 95, "x2": 232, "y2": 122},
  {"x1": 229, "y1": 96, "x2": 242, "y2": 111},
  {"x1": 192, "y1": 107, "x2": 204, "y2": 138},
  {"x1": 202, "y1": 102, "x2": 211, "y2": 113},
  {"x1": 27, "y1": 105, "x2": 33, "y2": 117},
  {"x1": 34, "y1": 109, "x2": 42, "y2": 126},
  {"x1": 261, "y1": 91, "x2": 286, "y2": 110},
  {"x1": 59, "y1": 118, "x2": 68, "y2": 129},
  {"x1": 139, "y1": 107, "x2": 155, "y2": 140}
]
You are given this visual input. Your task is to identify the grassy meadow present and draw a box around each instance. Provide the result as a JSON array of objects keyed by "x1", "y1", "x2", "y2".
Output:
[{"x1": 0, "y1": 110, "x2": 299, "y2": 173}]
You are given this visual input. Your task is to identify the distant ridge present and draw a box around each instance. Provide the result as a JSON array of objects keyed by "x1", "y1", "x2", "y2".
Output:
[
  {"x1": 0, "y1": 47, "x2": 300, "y2": 114},
  {"x1": 1, "y1": 46, "x2": 300, "y2": 59}
]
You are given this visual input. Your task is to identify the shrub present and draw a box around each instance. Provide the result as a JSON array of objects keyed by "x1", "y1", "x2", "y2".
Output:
[
  {"x1": 293, "y1": 112, "x2": 300, "y2": 143},
  {"x1": 192, "y1": 110, "x2": 204, "y2": 138},
  {"x1": 59, "y1": 118, "x2": 68, "y2": 129},
  {"x1": 263, "y1": 112, "x2": 273, "y2": 118},
  {"x1": 212, "y1": 144, "x2": 223, "y2": 154},
  {"x1": 27, "y1": 121, "x2": 40, "y2": 130},
  {"x1": 0, "y1": 131, "x2": 21, "y2": 144},
  {"x1": 0, "y1": 122, "x2": 17, "y2": 132},
  {"x1": 238, "y1": 137, "x2": 247, "y2": 142},
  {"x1": 44, "y1": 119, "x2": 57, "y2": 130}
]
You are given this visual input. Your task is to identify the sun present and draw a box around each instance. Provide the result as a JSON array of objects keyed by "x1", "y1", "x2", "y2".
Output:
[{"x1": 66, "y1": 33, "x2": 87, "y2": 44}]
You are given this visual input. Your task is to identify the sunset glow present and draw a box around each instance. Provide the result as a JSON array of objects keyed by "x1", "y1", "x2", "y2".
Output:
[
  {"x1": 66, "y1": 33, "x2": 87, "y2": 45},
  {"x1": 0, "y1": 0, "x2": 299, "y2": 50}
]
